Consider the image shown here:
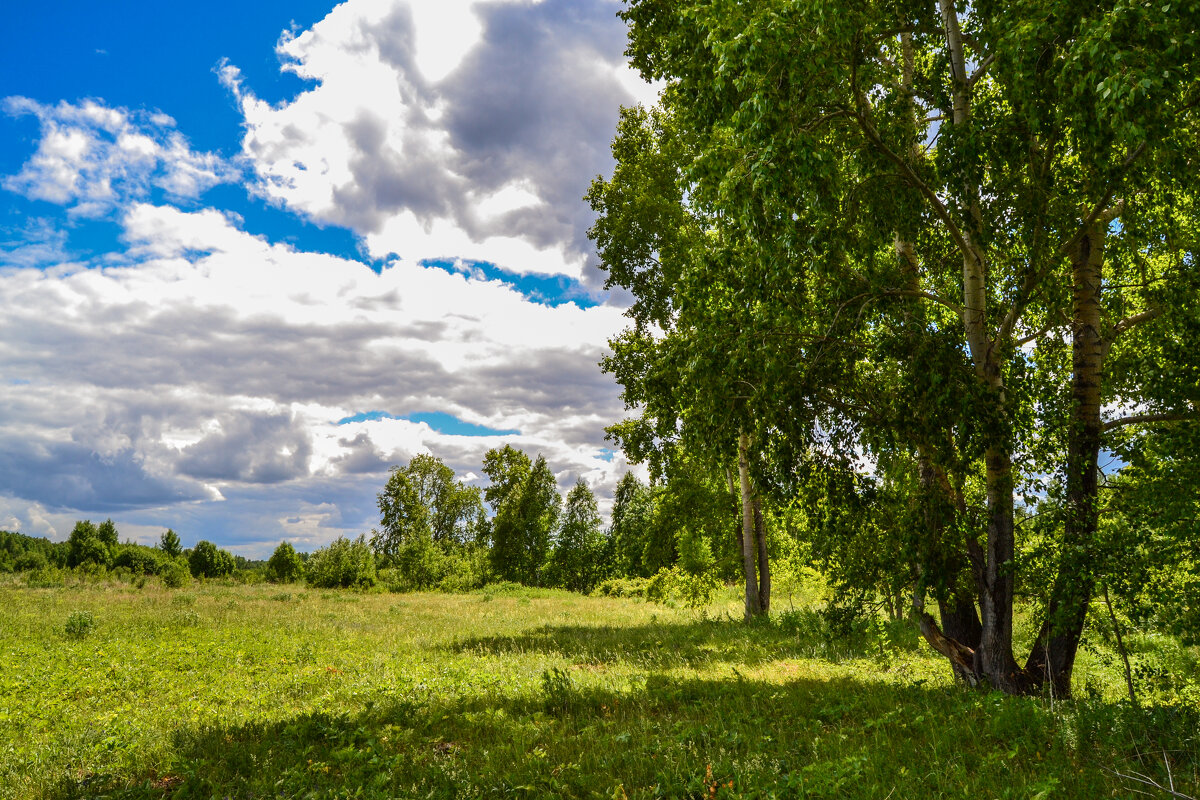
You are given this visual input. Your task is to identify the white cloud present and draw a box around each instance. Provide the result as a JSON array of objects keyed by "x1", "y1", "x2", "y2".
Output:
[
  {"x1": 225, "y1": 0, "x2": 653, "y2": 279},
  {"x1": 2, "y1": 98, "x2": 236, "y2": 216},
  {"x1": 0, "y1": 202, "x2": 633, "y2": 551}
]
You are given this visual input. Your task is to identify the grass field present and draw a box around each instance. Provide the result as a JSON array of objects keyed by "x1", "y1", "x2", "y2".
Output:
[{"x1": 1, "y1": 579, "x2": 1197, "y2": 799}]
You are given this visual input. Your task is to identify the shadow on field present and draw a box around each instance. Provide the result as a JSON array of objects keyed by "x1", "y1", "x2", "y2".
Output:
[
  {"x1": 48, "y1": 662, "x2": 1199, "y2": 800},
  {"x1": 446, "y1": 611, "x2": 922, "y2": 668}
]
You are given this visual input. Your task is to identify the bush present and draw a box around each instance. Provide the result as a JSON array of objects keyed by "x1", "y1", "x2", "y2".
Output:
[
  {"x1": 306, "y1": 535, "x2": 376, "y2": 589},
  {"x1": 266, "y1": 541, "x2": 305, "y2": 584},
  {"x1": 189, "y1": 540, "x2": 235, "y2": 579},
  {"x1": 114, "y1": 545, "x2": 161, "y2": 576},
  {"x1": 64, "y1": 610, "x2": 96, "y2": 639},
  {"x1": 645, "y1": 567, "x2": 721, "y2": 609},
  {"x1": 161, "y1": 560, "x2": 191, "y2": 589},
  {"x1": 14, "y1": 551, "x2": 48, "y2": 572},
  {"x1": 594, "y1": 577, "x2": 649, "y2": 598}
]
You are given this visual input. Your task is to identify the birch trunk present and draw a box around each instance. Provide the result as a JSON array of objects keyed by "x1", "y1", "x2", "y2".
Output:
[
  {"x1": 738, "y1": 430, "x2": 762, "y2": 620},
  {"x1": 1025, "y1": 221, "x2": 1106, "y2": 696}
]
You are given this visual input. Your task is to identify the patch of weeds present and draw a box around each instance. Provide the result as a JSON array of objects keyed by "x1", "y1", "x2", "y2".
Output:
[
  {"x1": 64, "y1": 610, "x2": 96, "y2": 640},
  {"x1": 170, "y1": 609, "x2": 201, "y2": 627},
  {"x1": 271, "y1": 592, "x2": 293, "y2": 602},
  {"x1": 541, "y1": 666, "x2": 577, "y2": 715},
  {"x1": 171, "y1": 593, "x2": 197, "y2": 607},
  {"x1": 295, "y1": 642, "x2": 317, "y2": 665}
]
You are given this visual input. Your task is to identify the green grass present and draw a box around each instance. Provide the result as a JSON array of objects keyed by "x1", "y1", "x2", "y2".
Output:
[{"x1": 0, "y1": 580, "x2": 1197, "y2": 799}]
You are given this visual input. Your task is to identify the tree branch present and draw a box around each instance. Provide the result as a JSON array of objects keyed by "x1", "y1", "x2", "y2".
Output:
[
  {"x1": 1103, "y1": 410, "x2": 1198, "y2": 433},
  {"x1": 1112, "y1": 306, "x2": 1163, "y2": 338},
  {"x1": 880, "y1": 288, "x2": 965, "y2": 317}
]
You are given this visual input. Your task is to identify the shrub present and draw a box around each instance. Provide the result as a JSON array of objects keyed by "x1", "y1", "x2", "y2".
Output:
[
  {"x1": 67, "y1": 521, "x2": 112, "y2": 569},
  {"x1": 64, "y1": 610, "x2": 96, "y2": 639},
  {"x1": 595, "y1": 577, "x2": 649, "y2": 598},
  {"x1": 645, "y1": 566, "x2": 721, "y2": 609},
  {"x1": 161, "y1": 560, "x2": 191, "y2": 588},
  {"x1": 14, "y1": 551, "x2": 48, "y2": 572},
  {"x1": 114, "y1": 545, "x2": 161, "y2": 576},
  {"x1": 306, "y1": 535, "x2": 376, "y2": 589},
  {"x1": 189, "y1": 540, "x2": 235, "y2": 579},
  {"x1": 266, "y1": 541, "x2": 305, "y2": 583}
]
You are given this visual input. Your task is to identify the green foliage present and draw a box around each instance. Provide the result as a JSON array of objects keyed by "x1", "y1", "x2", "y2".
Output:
[
  {"x1": 594, "y1": 577, "x2": 649, "y2": 598},
  {"x1": 609, "y1": 473, "x2": 655, "y2": 578},
  {"x1": 158, "y1": 528, "x2": 182, "y2": 559},
  {"x1": 66, "y1": 520, "x2": 112, "y2": 569},
  {"x1": 160, "y1": 560, "x2": 191, "y2": 589},
  {"x1": 113, "y1": 544, "x2": 162, "y2": 576},
  {"x1": 372, "y1": 454, "x2": 486, "y2": 590},
  {"x1": 266, "y1": 541, "x2": 305, "y2": 584},
  {"x1": 188, "y1": 540, "x2": 236, "y2": 579},
  {"x1": 645, "y1": 566, "x2": 721, "y2": 609},
  {"x1": 13, "y1": 550, "x2": 48, "y2": 573},
  {"x1": 544, "y1": 479, "x2": 610, "y2": 593},
  {"x1": 483, "y1": 446, "x2": 561, "y2": 586},
  {"x1": 63, "y1": 610, "x2": 96, "y2": 640},
  {"x1": 305, "y1": 535, "x2": 376, "y2": 589}
]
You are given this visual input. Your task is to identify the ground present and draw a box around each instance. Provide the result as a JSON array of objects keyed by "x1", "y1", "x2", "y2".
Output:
[{"x1": 0, "y1": 579, "x2": 1196, "y2": 799}]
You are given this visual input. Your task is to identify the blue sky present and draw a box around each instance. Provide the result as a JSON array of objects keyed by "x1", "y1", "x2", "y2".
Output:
[{"x1": 0, "y1": 0, "x2": 656, "y2": 555}]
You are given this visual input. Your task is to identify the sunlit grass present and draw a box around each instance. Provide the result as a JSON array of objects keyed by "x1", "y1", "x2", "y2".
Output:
[{"x1": 0, "y1": 580, "x2": 1196, "y2": 799}]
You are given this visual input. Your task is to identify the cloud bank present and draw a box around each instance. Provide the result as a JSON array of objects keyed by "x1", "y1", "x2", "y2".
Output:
[{"x1": 0, "y1": 0, "x2": 654, "y2": 554}]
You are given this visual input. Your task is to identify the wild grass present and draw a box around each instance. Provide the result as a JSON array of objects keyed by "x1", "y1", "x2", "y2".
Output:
[{"x1": 0, "y1": 579, "x2": 1196, "y2": 799}]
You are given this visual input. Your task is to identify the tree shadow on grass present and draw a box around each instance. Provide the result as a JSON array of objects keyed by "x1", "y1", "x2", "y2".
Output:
[
  {"x1": 48, "y1": 667, "x2": 1199, "y2": 800},
  {"x1": 445, "y1": 611, "x2": 922, "y2": 669}
]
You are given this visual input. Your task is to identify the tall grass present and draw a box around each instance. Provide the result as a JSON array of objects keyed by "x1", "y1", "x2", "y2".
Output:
[{"x1": 0, "y1": 579, "x2": 1195, "y2": 799}]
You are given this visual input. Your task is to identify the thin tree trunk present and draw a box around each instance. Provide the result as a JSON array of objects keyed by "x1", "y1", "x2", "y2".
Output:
[
  {"x1": 1103, "y1": 583, "x2": 1138, "y2": 706},
  {"x1": 979, "y1": 444, "x2": 1025, "y2": 692},
  {"x1": 1025, "y1": 221, "x2": 1106, "y2": 696},
  {"x1": 753, "y1": 497, "x2": 770, "y2": 614},
  {"x1": 738, "y1": 430, "x2": 762, "y2": 620}
]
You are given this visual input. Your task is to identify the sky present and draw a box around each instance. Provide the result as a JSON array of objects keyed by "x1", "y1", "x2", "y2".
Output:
[{"x1": 0, "y1": 0, "x2": 658, "y2": 556}]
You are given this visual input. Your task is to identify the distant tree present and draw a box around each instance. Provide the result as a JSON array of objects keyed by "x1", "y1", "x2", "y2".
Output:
[
  {"x1": 188, "y1": 540, "x2": 235, "y2": 579},
  {"x1": 306, "y1": 535, "x2": 376, "y2": 589},
  {"x1": 266, "y1": 541, "x2": 305, "y2": 584},
  {"x1": 114, "y1": 544, "x2": 161, "y2": 576},
  {"x1": 546, "y1": 479, "x2": 609, "y2": 593},
  {"x1": 67, "y1": 521, "x2": 111, "y2": 569},
  {"x1": 96, "y1": 519, "x2": 119, "y2": 549},
  {"x1": 158, "y1": 529, "x2": 182, "y2": 559},
  {"x1": 483, "y1": 446, "x2": 561, "y2": 585},
  {"x1": 610, "y1": 473, "x2": 654, "y2": 578},
  {"x1": 14, "y1": 550, "x2": 48, "y2": 572},
  {"x1": 372, "y1": 454, "x2": 485, "y2": 589}
]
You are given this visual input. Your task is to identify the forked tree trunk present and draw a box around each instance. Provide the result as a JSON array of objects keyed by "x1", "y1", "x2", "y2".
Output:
[
  {"x1": 1025, "y1": 221, "x2": 1106, "y2": 697},
  {"x1": 738, "y1": 430, "x2": 762, "y2": 620}
]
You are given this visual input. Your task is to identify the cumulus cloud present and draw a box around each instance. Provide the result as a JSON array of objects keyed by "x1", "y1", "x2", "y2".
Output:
[
  {"x1": 225, "y1": 0, "x2": 658, "y2": 280},
  {"x1": 2, "y1": 98, "x2": 237, "y2": 216},
  {"x1": 0, "y1": 1, "x2": 656, "y2": 554},
  {"x1": 0, "y1": 201, "x2": 635, "y2": 550}
]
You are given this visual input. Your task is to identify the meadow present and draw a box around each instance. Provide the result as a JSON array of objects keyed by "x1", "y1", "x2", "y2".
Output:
[{"x1": 1, "y1": 578, "x2": 1197, "y2": 799}]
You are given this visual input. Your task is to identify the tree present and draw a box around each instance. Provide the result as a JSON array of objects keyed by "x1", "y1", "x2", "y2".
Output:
[
  {"x1": 266, "y1": 541, "x2": 305, "y2": 584},
  {"x1": 188, "y1": 540, "x2": 235, "y2": 579},
  {"x1": 67, "y1": 521, "x2": 111, "y2": 569},
  {"x1": 305, "y1": 535, "x2": 376, "y2": 589},
  {"x1": 589, "y1": 104, "x2": 775, "y2": 620},
  {"x1": 546, "y1": 479, "x2": 609, "y2": 593},
  {"x1": 372, "y1": 454, "x2": 485, "y2": 589},
  {"x1": 96, "y1": 519, "x2": 118, "y2": 550},
  {"x1": 611, "y1": 0, "x2": 1200, "y2": 693},
  {"x1": 610, "y1": 472, "x2": 654, "y2": 577},
  {"x1": 482, "y1": 446, "x2": 561, "y2": 585},
  {"x1": 159, "y1": 529, "x2": 182, "y2": 559}
]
